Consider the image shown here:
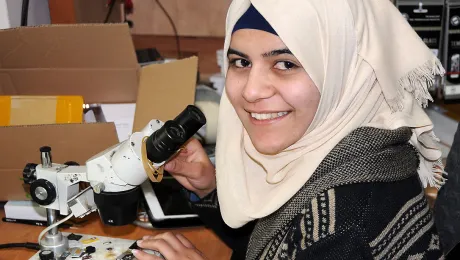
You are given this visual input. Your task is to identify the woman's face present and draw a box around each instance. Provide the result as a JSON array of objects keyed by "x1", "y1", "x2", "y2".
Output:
[{"x1": 226, "y1": 29, "x2": 320, "y2": 155}]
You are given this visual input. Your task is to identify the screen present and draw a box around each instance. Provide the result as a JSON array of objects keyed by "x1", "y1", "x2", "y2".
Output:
[{"x1": 149, "y1": 172, "x2": 196, "y2": 216}]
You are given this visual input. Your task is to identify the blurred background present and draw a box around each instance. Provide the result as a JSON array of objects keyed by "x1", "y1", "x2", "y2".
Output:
[{"x1": 0, "y1": 0, "x2": 231, "y2": 79}]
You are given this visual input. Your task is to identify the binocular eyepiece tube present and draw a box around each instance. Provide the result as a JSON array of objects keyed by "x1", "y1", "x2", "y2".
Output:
[{"x1": 145, "y1": 105, "x2": 207, "y2": 164}]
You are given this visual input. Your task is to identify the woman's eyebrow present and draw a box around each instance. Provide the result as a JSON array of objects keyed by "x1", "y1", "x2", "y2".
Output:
[
  {"x1": 227, "y1": 48, "x2": 293, "y2": 59},
  {"x1": 261, "y1": 48, "x2": 293, "y2": 57},
  {"x1": 227, "y1": 48, "x2": 249, "y2": 59}
]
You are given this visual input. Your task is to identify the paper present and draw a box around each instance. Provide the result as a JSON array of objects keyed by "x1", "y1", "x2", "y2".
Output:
[
  {"x1": 100, "y1": 104, "x2": 136, "y2": 142},
  {"x1": 84, "y1": 109, "x2": 97, "y2": 123},
  {"x1": 113, "y1": 117, "x2": 135, "y2": 142}
]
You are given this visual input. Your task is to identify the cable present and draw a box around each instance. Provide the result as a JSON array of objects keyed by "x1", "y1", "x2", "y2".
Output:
[
  {"x1": 0, "y1": 243, "x2": 40, "y2": 250},
  {"x1": 38, "y1": 213, "x2": 74, "y2": 245},
  {"x1": 154, "y1": 0, "x2": 182, "y2": 59},
  {"x1": 21, "y1": 0, "x2": 30, "y2": 26},
  {"x1": 104, "y1": 0, "x2": 117, "y2": 23}
]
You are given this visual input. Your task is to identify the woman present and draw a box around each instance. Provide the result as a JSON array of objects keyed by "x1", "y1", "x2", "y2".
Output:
[{"x1": 133, "y1": 0, "x2": 446, "y2": 259}]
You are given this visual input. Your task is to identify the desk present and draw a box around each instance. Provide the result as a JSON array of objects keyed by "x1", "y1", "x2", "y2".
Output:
[{"x1": 0, "y1": 210, "x2": 232, "y2": 259}]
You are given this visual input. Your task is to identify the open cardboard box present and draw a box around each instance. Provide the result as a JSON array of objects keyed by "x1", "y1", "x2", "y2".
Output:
[{"x1": 0, "y1": 24, "x2": 199, "y2": 201}]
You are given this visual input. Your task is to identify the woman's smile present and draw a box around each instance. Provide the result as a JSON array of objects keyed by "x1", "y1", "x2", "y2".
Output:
[{"x1": 247, "y1": 110, "x2": 292, "y2": 125}]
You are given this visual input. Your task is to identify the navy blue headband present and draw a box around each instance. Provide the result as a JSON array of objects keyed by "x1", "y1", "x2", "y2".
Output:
[{"x1": 232, "y1": 5, "x2": 278, "y2": 35}]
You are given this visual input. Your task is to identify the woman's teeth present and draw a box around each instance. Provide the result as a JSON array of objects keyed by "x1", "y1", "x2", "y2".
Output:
[{"x1": 251, "y1": 111, "x2": 288, "y2": 120}]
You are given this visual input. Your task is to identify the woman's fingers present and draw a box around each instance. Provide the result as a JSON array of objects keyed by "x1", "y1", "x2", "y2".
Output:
[
  {"x1": 132, "y1": 249, "x2": 163, "y2": 260},
  {"x1": 137, "y1": 233, "x2": 205, "y2": 260},
  {"x1": 164, "y1": 159, "x2": 203, "y2": 179},
  {"x1": 140, "y1": 233, "x2": 194, "y2": 249},
  {"x1": 137, "y1": 239, "x2": 176, "y2": 258},
  {"x1": 175, "y1": 233, "x2": 195, "y2": 249},
  {"x1": 152, "y1": 232, "x2": 188, "y2": 251}
]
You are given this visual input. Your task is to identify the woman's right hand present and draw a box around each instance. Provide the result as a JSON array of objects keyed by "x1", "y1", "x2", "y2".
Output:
[{"x1": 164, "y1": 138, "x2": 216, "y2": 198}]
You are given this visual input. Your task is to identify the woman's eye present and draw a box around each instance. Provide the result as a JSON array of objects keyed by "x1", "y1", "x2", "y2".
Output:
[
  {"x1": 231, "y1": 59, "x2": 251, "y2": 68},
  {"x1": 274, "y1": 61, "x2": 297, "y2": 70}
]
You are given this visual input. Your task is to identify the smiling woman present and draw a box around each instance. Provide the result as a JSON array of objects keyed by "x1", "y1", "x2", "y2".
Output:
[
  {"x1": 134, "y1": 1, "x2": 447, "y2": 260},
  {"x1": 226, "y1": 29, "x2": 320, "y2": 155}
]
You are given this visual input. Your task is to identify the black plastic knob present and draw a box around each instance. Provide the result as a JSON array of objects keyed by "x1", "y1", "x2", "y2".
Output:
[
  {"x1": 30, "y1": 179, "x2": 57, "y2": 206},
  {"x1": 64, "y1": 161, "x2": 80, "y2": 166},
  {"x1": 40, "y1": 146, "x2": 51, "y2": 153},
  {"x1": 85, "y1": 246, "x2": 96, "y2": 254},
  {"x1": 23, "y1": 163, "x2": 38, "y2": 184},
  {"x1": 39, "y1": 249, "x2": 54, "y2": 260}
]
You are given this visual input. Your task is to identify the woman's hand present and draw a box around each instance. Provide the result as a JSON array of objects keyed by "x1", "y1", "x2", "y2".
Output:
[
  {"x1": 133, "y1": 232, "x2": 207, "y2": 260},
  {"x1": 164, "y1": 138, "x2": 216, "y2": 198}
]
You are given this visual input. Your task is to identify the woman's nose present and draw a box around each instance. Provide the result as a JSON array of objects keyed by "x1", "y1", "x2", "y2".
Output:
[{"x1": 242, "y1": 68, "x2": 276, "y2": 102}]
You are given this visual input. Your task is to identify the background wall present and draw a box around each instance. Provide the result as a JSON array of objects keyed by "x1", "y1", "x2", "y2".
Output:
[
  {"x1": 127, "y1": 0, "x2": 231, "y2": 37},
  {"x1": 73, "y1": 0, "x2": 121, "y2": 24}
]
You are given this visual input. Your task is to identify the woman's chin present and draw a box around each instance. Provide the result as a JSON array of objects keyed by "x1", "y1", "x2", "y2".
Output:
[
  {"x1": 246, "y1": 129, "x2": 297, "y2": 155},
  {"x1": 252, "y1": 141, "x2": 285, "y2": 155}
]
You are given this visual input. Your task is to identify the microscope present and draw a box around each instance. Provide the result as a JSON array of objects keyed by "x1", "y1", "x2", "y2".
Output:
[{"x1": 21, "y1": 105, "x2": 206, "y2": 259}]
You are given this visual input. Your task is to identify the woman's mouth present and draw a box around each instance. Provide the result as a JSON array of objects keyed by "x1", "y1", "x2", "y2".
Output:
[{"x1": 249, "y1": 111, "x2": 291, "y2": 124}]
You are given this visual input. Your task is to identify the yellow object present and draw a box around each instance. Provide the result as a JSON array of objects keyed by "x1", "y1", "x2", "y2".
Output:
[
  {"x1": 0, "y1": 96, "x2": 83, "y2": 126},
  {"x1": 141, "y1": 136, "x2": 164, "y2": 183},
  {"x1": 81, "y1": 237, "x2": 100, "y2": 244},
  {"x1": 0, "y1": 96, "x2": 12, "y2": 126}
]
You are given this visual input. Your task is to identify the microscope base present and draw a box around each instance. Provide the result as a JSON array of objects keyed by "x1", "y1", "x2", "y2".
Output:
[{"x1": 40, "y1": 232, "x2": 69, "y2": 258}]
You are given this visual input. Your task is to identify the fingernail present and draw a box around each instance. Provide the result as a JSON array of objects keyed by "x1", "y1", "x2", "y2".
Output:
[
  {"x1": 143, "y1": 235, "x2": 151, "y2": 240},
  {"x1": 137, "y1": 240, "x2": 143, "y2": 246},
  {"x1": 132, "y1": 249, "x2": 139, "y2": 256}
]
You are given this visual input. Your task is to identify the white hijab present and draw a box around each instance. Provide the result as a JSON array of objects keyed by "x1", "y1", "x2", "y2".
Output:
[{"x1": 215, "y1": 0, "x2": 445, "y2": 229}]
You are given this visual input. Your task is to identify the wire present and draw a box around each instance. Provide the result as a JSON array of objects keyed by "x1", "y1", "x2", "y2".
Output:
[
  {"x1": 154, "y1": 0, "x2": 182, "y2": 59},
  {"x1": 104, "y1": 0, "x2": 117, "y2": 23},
  {"x1": 0, "y1": 243, "x2": 40, "y2": 250},
  {"x1": 38, "y1": 213, "x2": 74, "y2": 245},
  {"x1": 21, "y1": 0, "x2": 29, "y2": 26}
]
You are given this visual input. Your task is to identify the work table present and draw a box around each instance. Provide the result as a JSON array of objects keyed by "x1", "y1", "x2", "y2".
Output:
[{"x1": 0, "y1": 210, "x2": 231, "y2": 260}]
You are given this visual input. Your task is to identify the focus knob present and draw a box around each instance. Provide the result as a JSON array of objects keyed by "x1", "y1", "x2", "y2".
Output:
[
  {"x1": 39, "y1": 249, "x2": 54, "y2": 260},
  {"x1": 23, "y1": 163, "x2": 38, "y2": 184},
  {"x1": 30, "y1": 179, "x2": 56, "y2": 206}
]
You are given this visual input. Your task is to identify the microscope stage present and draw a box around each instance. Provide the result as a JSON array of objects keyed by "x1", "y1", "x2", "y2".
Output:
[{"x1": 30, "y1": 232, "x2": 138, "y2": 260}]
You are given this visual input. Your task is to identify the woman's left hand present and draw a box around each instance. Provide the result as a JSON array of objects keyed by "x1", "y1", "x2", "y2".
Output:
[{"x1": 133, "y1": 232, "x2": 207, "y2": 260}]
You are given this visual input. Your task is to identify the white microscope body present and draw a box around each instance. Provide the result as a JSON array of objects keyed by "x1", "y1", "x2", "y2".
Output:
[{"x1": 23, "y1": 105, "x2": 206, "y2": 258}]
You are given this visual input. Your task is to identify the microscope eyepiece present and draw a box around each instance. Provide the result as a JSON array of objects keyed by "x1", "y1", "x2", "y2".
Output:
[
  {"x1": 174, "y1": 105, "x2": 207, "y2": 141},
  {"x1": 146, "y1": 120, "x2": 187, "y2": 163},
  {"x1": 146, "y1": 105, "x2": 207, "y2": 163}
]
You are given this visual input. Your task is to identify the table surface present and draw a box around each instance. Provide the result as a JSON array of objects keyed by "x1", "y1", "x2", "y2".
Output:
[{"x1": 0, "y1": 210, "x2": 232, "y2": 260}]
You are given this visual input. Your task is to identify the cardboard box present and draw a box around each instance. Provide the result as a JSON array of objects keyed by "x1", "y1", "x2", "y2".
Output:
[
  {"x1": 0, "y1": 123, "x2": 118, "y2": 201},
  {"x1": 0, "y1": 24, "x2": 199, "y2": 201}
]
